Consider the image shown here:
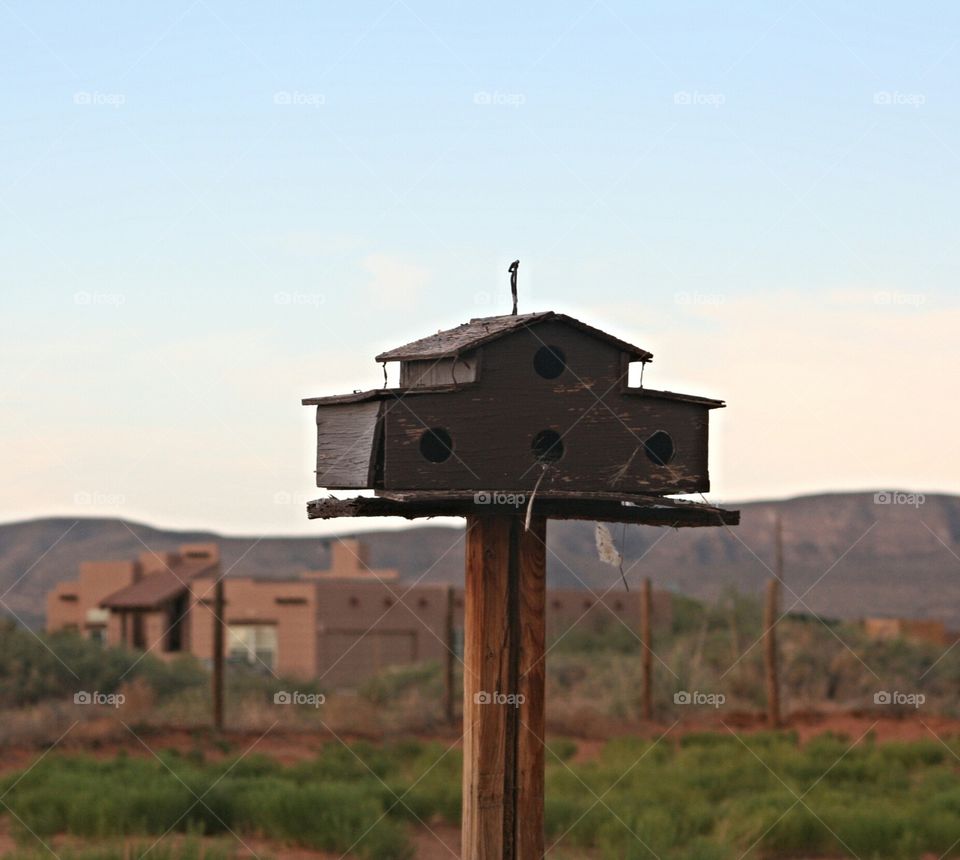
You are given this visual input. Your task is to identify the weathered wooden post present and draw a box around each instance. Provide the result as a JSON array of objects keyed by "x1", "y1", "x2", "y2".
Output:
[
  {"x1": 444, "y1": 583, "x2": 456, "y2": 726},
  {"x1": 212, "y1": 575, "x2": 225, "y2": 731},
  {"x1": 462, "y1": 514, "x2": 546, "y2": 856},
  {"x1": 641, "y1": 576, "x2": 653, "y2": 721},
  {"x1": 764, "y1": 578, "x2": 781, "y2": 727},
  {"x1": 302, "y1": 307, "x2": 737, "y2": 858},
  {"x1": 764, "y1": 513, "x2": 784, "y2": 727}
]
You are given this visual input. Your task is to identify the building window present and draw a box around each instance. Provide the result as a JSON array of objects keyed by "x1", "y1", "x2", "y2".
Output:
[
  {"x1": 131, "y1": 613, "x2": 146, "y2": 650},
  {"x1": 227, "y1": 624, "x2": 278, "y2": 672},
  {"x1": 166, "y1": 592, "x2": 188, "y2": 653}
]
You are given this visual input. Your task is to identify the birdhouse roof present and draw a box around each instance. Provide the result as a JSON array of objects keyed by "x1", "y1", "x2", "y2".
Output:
[
  {"x1": 374, "y1": 311, "x2": 653, "y2": 363},
  {"x1": 302, "y1": 385, "x2": 723, "y2": 408}
]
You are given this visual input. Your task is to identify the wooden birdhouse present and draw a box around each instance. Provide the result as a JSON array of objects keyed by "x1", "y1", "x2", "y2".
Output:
[
  {"x1": 303, "y1": 311, "x2": 724, "y2": 498},
  {"x1": 302, "y1": 302, "x2": 736, "y2": 860}
]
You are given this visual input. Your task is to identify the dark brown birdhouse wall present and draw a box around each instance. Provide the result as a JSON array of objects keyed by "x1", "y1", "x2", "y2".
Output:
[{"x1": 381, "y1": 320, "x2": 711, "y2": 494}]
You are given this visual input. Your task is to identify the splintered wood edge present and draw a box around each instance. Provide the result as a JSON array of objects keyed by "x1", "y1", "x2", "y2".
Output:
[{"x1": 306, "y1": 496, "x2": 739, "y2": 527}]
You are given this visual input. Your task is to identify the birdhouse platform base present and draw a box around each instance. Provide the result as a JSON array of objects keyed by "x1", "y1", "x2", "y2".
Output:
[{"x1": 306, "y1": 489, "x2": 739, "y2": 527}]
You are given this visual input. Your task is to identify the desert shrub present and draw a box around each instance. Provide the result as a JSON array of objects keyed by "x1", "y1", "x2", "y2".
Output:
[
  {"x1": 358, "y1": 661, "x2": 441, "y2": 704},
  {"x1": 669, "y1": 593, "x2": 707, "y2": 636},
  {"x1": 0, "y1": 621, "x2": 206, "y2": 708},
  {"x1": 384, "y1": 741, "x2": 462, "y2": 825},
  {"x1": 548, "y1": 737, "x2": 578, "y2": 762},
  {"x1": 549, "y1": 617, "x2": 639, "y2": 656},
  {"x1": 234, "y1": 778, "x2": 384, "y2": 849},
  {"x1": 760, "y1": 806, "x2": 838, "y2": 857},
  {"x1": 224, "y1": 662, "x2": 326, "y2": 702},
  {"x1": 2, "y1": 756, "x2": 195, "y2": 837}
]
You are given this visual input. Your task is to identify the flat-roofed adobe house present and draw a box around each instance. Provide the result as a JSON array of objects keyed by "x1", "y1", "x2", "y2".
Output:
[{"x1": 303, "y1": 311, "x2": 724, "y2": 496}]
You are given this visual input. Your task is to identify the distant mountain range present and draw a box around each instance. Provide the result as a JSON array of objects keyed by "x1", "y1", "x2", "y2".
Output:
[{"x1": 3, "y1": 491, "x2": 959, "y2": 629}]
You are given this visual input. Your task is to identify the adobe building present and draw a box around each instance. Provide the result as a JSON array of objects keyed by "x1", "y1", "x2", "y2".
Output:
[
  {"x1": 301, "y1": 538, "x2": 399, "y2": 581},
  {"x1": 46, "y1": 543, "x2": 220, "y2": 650},
  {"x1": 47, "y1": 540, "x2": 672, "y2": 686},
  {"x1": 863, "y1": 617, "x2": 951, "y2": 646}
]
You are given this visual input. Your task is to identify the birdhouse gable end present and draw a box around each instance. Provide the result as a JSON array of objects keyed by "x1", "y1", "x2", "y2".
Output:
[{"x1": 374, "y1": 311, "x2": 652, "y2": 364}]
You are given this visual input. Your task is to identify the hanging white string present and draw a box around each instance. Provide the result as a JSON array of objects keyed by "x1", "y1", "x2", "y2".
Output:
[{"x1": 524, "y1": 464, "x2": 550, "y2": 532}]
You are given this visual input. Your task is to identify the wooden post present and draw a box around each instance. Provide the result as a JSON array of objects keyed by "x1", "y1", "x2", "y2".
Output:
[
  {"x1": 774, "y1": 512, "x2": 784, "y2": 587},
  {"x1": 462, "y1": 514, "x2": 546, "y2": 860},
  {"x1": 764, "y1": 514, "x2": 782, "y2": 729},
  {"x1": 212, "y1": 576, "x2": 225, "y2": 732},
  {"x1": 641, "y1": 577, "x2": 653, "y2": 721},
  {"x1": 444, "y1": 584, "x2": 456, "y2": 726},
  {"x1": 763, "y1": 579, "x2": 780, "y2": 727}
]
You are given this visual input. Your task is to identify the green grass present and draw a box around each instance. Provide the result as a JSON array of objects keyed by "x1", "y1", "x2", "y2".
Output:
[
  {"x1": 0, "y1": 748, "x2": 413, "y2": 860},
  {"x1": 4, "y1": 734, "x2": 960, "y2": 859}
]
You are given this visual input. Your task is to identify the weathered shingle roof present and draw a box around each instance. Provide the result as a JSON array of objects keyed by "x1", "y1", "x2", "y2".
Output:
[
  {"x1": 302, "y1": 384, "x2": 723, "y2": 408},
  {"x1": 100, "y1": 558, "x2": 217, "y2": 610},
  {"x1": 374, "y1": 311, "x2": 653, "y2": 363}
]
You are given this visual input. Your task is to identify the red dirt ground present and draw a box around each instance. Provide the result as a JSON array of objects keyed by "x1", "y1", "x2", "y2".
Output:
[{"x1": 3, "y1": 709, "x2": 958, "y2": 777}]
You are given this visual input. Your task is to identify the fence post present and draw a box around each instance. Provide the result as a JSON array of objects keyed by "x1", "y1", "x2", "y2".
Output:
[
  {"x1": 444, "y1": 584, "x2": 456, "y2": 726},
  {"x1": 764, "y1": 578, "x2": 781, "y2": 727},
  {"x1": 212, "y1": 576, "x2": 225, "y2": 732},
  {"x1": 641, "y1": 577, "x2": 653, "y2": 721}
]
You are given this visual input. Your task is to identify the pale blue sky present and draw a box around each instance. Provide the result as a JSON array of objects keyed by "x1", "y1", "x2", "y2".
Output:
[{"x1": 1, "y1": 2, "x2": 957, "y2": 533}]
